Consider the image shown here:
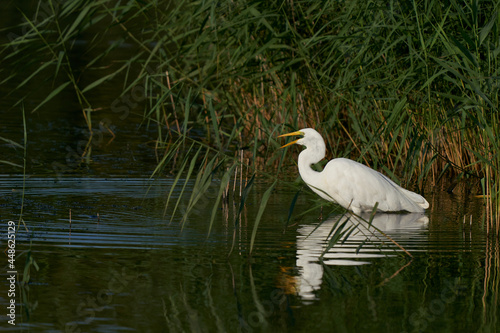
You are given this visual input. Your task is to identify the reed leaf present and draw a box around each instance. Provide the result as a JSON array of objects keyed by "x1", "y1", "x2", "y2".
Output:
[
  {"x1": 207, "y1": 164, "x2": 236, "y2": 237},
  {"x1": 32, "y1": 81, "x2": 71, "y2": 113},
  {"x1": 249, "y1": 180, "x2": 276, "y2": 255}
]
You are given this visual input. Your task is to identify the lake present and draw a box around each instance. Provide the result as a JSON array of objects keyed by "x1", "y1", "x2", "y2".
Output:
[{"x1": 1, "y1": 173, "x2": 497, "y2": 332}]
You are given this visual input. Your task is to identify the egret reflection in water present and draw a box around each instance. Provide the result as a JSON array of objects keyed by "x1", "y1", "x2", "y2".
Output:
[{"x1": 295, "y1": 212, "x2": 429, "y2": 302}]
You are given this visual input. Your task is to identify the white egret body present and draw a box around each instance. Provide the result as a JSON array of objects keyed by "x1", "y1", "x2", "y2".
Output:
[{"x1": 279, "y1": 128, "x2": 429, "y2": 214}]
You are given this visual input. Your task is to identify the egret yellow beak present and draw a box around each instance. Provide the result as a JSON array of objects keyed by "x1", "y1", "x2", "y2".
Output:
[{"x1": 278, "y1": 131, "x2": 303, "y2": 148}]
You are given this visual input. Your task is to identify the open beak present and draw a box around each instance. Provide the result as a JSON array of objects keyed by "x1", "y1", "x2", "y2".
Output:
[{"x1": 278, "y1": 131, "x2": 303, "y2": 148}]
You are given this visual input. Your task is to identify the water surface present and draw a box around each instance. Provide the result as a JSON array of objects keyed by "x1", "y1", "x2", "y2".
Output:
[{"x1": 1, "y1": 176, "x2": 497, "y2": 333}]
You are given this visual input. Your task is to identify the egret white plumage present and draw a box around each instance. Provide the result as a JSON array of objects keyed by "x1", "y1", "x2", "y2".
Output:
[{"x1": 279, "y1": 128, "x2": 429, "y2": 214}]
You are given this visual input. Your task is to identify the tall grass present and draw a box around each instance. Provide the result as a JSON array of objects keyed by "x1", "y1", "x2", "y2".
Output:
[{"x1": 1, "y1": 0, "x2": 499, "y2": 233}]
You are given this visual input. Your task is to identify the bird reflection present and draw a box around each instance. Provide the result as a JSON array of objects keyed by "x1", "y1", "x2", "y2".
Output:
[{"x1": 295, "y1": 212, "x2": 428, "y2": 302}]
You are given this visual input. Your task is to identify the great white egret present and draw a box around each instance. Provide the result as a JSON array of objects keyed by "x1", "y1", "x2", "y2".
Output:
[{"x1": 279, "y1": 128, "x2": 429, "y2": 214}]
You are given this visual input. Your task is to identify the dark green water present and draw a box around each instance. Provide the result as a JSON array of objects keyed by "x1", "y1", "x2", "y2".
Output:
[{"x1": 1, "y1": 174, "x2": 498, "y2": 332}]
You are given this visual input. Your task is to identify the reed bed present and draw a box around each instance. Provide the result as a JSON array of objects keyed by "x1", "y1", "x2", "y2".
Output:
[{"x1": 1, "y1": 0, "x2": 499, "y2": 234}]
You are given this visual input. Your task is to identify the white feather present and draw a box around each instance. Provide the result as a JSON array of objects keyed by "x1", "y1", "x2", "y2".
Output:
[{"x1": 281, "y1": 128, "x2": 429, "y2": 214}]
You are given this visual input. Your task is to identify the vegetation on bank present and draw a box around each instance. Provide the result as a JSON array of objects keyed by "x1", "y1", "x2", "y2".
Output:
[{"x1": 1, "y1": 0, "x2": 499, "y2": 233}]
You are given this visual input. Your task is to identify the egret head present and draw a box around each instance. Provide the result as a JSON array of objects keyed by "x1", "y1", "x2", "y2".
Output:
[{"x1": 278, "y1": 128, "x2": 323, "y2": 148}]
